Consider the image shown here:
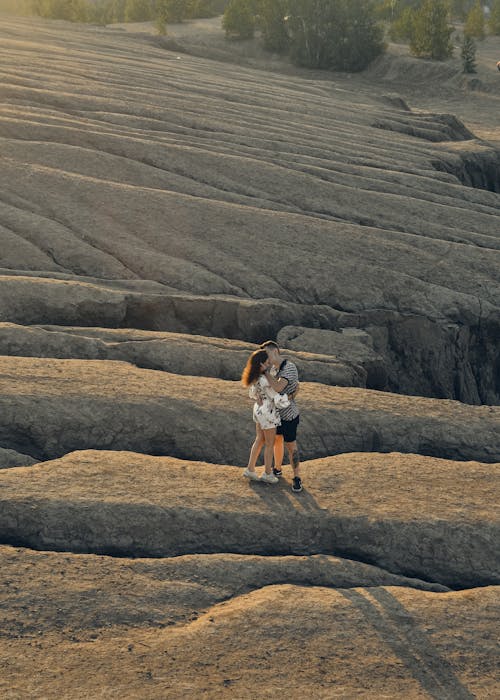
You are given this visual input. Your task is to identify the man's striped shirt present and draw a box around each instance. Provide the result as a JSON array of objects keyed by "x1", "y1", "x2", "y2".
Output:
[{"x1": 277, "y1": 359, "x2": 299, "y2": 421}]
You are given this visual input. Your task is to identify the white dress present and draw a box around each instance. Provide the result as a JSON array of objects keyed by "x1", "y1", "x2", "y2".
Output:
[{"x1": 249, "y1": 375, "x2": 288, "y2": 430}]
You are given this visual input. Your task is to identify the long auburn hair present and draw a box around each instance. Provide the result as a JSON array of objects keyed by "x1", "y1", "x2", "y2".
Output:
[{"x1": 241, "y1": 349, "x2": 268, "y2": 387}]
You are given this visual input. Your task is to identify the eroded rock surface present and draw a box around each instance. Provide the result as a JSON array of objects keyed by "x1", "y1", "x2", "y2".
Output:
[
  {"x1": 0, "y1": 18, "x2": 499, "y2": 402},
  {"x1": 0, "y1": 356, "x2": 498, "y2": 464},
  {"x1": 0, "y1": 323, "x2": 366, "y2": 387},
  {"x1": 0, "y1": 450, "x2": 497, "y2": 587},
  {"x1": 0, "y1": 581, "x2": 497, "y2": 699},
  {"x1": 277, "y1": 325, "x2": 387, "y2": 389},
  {"x1": 0, "y1": 448, "x2": 38, "y2": 470},
  {"x1": 0, "y1": 15, "x2": 498, "y2": 699},
  {"x1": 0, "y1": 546, "x2": 447, "y2": 640}
]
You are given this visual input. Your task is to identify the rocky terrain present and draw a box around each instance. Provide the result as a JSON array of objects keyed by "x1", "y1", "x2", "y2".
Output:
[{"x1": 0, "y1": 13, "x2": 499, "y2": 699}]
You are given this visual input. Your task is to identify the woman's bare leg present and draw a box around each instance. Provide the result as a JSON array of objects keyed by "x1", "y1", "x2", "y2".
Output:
[
  {"x1": 263, "y1": 428, "x2": 276, "y2": 474},
  {"x1": 247, "y1": 423, "x2": 264, "y2": 472},
  {"x1": 274, "y1": 433, "x2": 284, "y2": 472}
]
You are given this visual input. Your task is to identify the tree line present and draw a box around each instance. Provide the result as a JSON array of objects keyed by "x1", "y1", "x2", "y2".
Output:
[
  {"x1": 29, "y1": 0, "x2": 229, "y2": 24},
  {"x1": 386, "y1": 0, "x2": 500, "y2": 71},
  {"x1": 26, "y1": 0, "x2": 500, "y2": 74},
  {"x1": 223, "y1": 0, "x2": 386, "y2": 70},
  {"x1": 223, "y1": 0, "x2": 500, "y2": 70},
  {"x1": 389, "y1": 0, "x2": 500, "y2": 46}
]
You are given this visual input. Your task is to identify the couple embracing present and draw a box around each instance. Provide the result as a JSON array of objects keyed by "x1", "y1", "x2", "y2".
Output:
[{"x1": 241, "y1": 340, "x2": 302, "y2": 492}]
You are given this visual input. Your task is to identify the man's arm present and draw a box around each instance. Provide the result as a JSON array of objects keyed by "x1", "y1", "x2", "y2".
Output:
[
  {"x1": 289, "y1": 383, "x2": 300, "y2": 400},
  {"x1": 265, "y1": 370, "x2": 288, "y2": 393},
  {"x1": 277, "y1": 361, "x2": 299, "y2": 397}
]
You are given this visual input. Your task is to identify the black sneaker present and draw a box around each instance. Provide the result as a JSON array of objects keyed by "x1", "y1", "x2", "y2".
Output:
[
  {"x1": 272, "y1": 468, "x2": 282, "y2": 478},
  {"x1": 292, "y1": 477, "x2": 303, "y2": 492}
]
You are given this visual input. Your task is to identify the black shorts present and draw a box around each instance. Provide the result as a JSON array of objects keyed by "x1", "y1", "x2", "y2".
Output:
[{"x1": 277, "y1": 415, "x2": 300, "y2": 443}]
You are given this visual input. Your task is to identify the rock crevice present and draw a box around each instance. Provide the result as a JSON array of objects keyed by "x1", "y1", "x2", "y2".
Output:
[{"x1": 433, "y1": 146, "x2": 500, "y2": 193}]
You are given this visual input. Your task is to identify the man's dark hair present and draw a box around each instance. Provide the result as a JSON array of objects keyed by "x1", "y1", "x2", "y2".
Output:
[{"x1": 260, "y1": 340, "x2": 280, "y2": 351}]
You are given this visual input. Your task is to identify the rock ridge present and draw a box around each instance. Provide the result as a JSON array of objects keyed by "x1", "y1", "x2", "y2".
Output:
[
  {"x1": 0, "y1": 450, "x2": 497, "y2": 589},
  {"x1": 0, "y1": 356, "x2": 499, "y2": 464}
]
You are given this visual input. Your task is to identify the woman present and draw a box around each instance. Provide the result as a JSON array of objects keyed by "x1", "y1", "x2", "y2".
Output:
[{"x1": 241, "y1": 349, "x2": 289, "y2": 484}]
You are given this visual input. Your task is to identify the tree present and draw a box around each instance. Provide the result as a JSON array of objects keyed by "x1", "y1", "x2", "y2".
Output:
[
  {"x1": 450, "y1": 0, "x2": 470, "y2": 20},
  {"x1": 464, "y1": 0, "x2": 485, "y2": 39},
  {"x1": 124, "y1": 0, "x2": 154, "y2": 21},
  {"x1": 374, "y1": 0, "x2": 420, "y2": 21},
  {"x1": 191, "y1": 0, "x2": 229, "y2": 18},
  {"x1": 286, "y1": 0, "x2": 336, "y2": 68},
  {"x1": 155, "y1": 0, "x2": 168, "y2": 31},
  {"x1": 488, "y1": 0, "x2": 500, "y2": 34},
  {"x1": 222, "y1": 0, "x2": 256, "y2": 38},
  {"x1": 87, "y1": 1, "x2": 114, "y2": 24},
  {"x1": 70, "y1": 0, "x2": 88, "y2": 21},
  {"x1": 461, "y1": 33, "x2": 477, "y2": 72},
  {"x1": 410, "y1": 0, "x2": 453, "y2": 60},
  {"x1": 389, "y1": 7, "x2": 416, "y2": 42},
  {"x1": 333, "y1": 0, "x2": 386, "y2": 71},
  {"x1": 258, "y1": 0, "x2": 289, "y2": 53},
  {"x1": 30, "y1": 0, "x2": 88, "y2": 21},
  {"x1": 286, "y1": 0, "x2": 384, "y2": 71},
  {"x1": 110, "y1": 0, "x2": 127, "y2": 21},
  {"x1": 165, "y1": 0, "x2": 191, "y2": 22},
  {"x1": 373, "y1": 0, "x2": 397, "y2": 21}
]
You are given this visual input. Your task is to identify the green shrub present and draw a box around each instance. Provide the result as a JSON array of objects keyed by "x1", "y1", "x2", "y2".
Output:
[
  {"x1": 222, "y1": 0, "x2": 256, "y2": 38},
  {"x1": 373, "y1": 0, "x2": 397, "y2": 21},
  {"x1": 286, "y1": 0, "x2": 385, "y2": 71},
  {"x1": 488, "y1": 0, "x2": 500, "y2": 33},
  {"x1": 334, "y1": 0, "x2": 386, "y2": 71},
  {"x1": 191, "y1": 0, "x2": 229, "y2": 18},
  {"x1": 410, "y1": 0, "x2": 453, "y2": 60},
  {"x1": 460, "y1": 33, "x2": 477, "y2": 72},
  {"x1": 155, "y1": 0, "x2": 168, "y2": 31},
  {"x1": 31, "y1": 0, "x2": 88, "y2": 20},
  {"x1": 124, "y1": 0, "x2": 154, "y2": 22},
  {"x1": 388, "y1": 6, "x2": 415, "y2": 42},
  {"x1": 86, "y1": 1, "x2": 113, "y2": 24},
  {"x1": 464, "y1": 0, "x2": 485, "y2": 39},
  {"x1": 450, "y1": 0, "x2": 469, "y2": 20},
  {"x1": 258, "y1": 0, "x2": 289, "y2": 53},
  {"x1": 165, "y1": 0, "x2": 192, "y2": 22}
]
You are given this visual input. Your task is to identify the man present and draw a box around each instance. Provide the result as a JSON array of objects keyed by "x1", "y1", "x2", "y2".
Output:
[{"x1": 260, "y1": 340, "x2": 302, "y2": 492}]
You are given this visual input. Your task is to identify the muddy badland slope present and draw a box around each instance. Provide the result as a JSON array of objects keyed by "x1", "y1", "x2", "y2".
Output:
[{"x1": 0, "y1": 14, "x2": 499, "y2": 699}]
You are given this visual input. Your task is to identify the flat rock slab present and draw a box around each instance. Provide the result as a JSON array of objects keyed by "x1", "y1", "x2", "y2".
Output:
[
  {"x1": 0, "y1": 450, "x2": 498, "y2": 587},
  {"x1": 0, "y1": 583, "x2": 497, "y2": 699},
  {"x1": 0, "y1": 322, "x2": 366, "y2": 387},
  {"x1": 0, "y1": 356, "x2": 499, "y2": 464},
  {"x1": 0, "y1": 546, "x2": 447, "y2": 640},
  {"x1": 0, "y1": 274, "x2": 344, "y2": 343}
]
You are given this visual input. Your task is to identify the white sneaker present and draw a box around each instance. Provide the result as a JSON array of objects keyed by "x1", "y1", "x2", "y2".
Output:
[
  {"x1": 243, "y1": 468, "x2": 260, "y2": 481},
  {"x1": 260, "y1": 472, "x2": 279, "y2": 484}
]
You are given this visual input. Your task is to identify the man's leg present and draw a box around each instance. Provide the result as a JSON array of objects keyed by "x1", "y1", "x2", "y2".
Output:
[
  {"x1": 273, "y1": 433, "x2": 284, "y2": 477},
  {"x1": 286, "y1": 440, "x2": 302, "y2": 492},
  {"x1": 286, "y1": 441, "x2": 301, "y2": 477}
]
